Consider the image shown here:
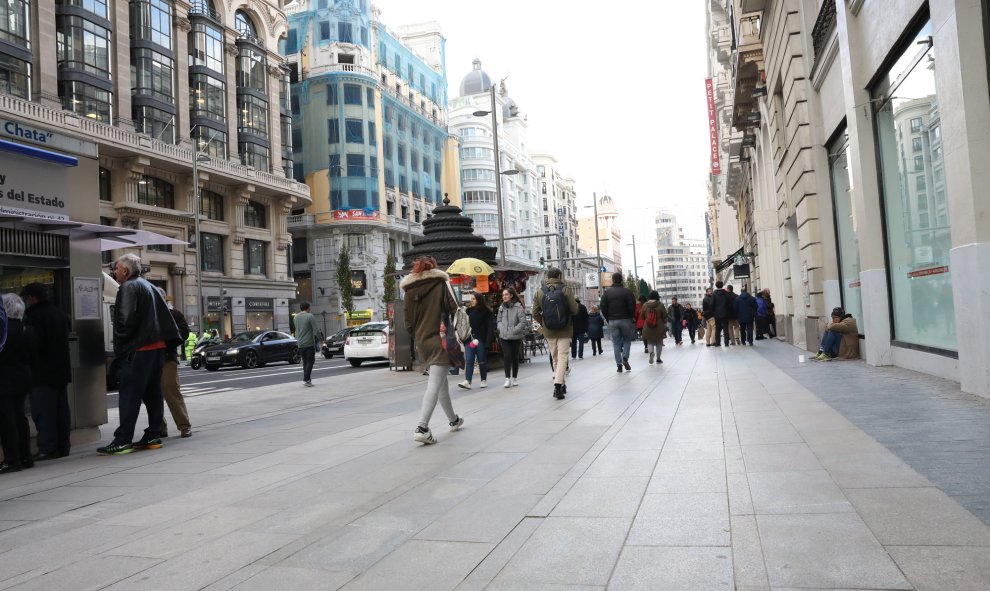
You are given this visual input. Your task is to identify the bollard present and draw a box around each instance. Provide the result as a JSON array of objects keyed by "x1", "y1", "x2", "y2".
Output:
[{"x1": 798, "y1": 354, "x2": 806, "y2": 363}]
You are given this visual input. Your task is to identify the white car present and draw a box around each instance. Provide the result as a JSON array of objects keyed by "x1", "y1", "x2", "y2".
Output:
[{"x1": 343, "y1": 322, "x2": 389, "y2": 367}]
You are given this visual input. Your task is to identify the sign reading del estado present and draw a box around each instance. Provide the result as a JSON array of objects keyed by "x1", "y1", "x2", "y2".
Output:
[{"x1": 0, "y1": 154, "x2": 69, "y2": 220}]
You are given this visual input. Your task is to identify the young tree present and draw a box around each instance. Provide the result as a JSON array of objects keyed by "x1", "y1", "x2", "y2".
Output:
[
  {"x1": 382, "y1": 252, "x2": 397, "y2": 307},
  {"x1": 638, "y1": 278, "x2": 650, "y2": 299},
  {"x1": 625, "y1": 272, "x2": 637, "y2": 294},
  {"x1": 336, "y1": 245, "x2": 354, "y2": 315}
]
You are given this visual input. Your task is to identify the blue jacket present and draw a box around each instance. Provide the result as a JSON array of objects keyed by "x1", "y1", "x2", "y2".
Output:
[
  {"x1": 586, "y1": 311, "x2": 605, "y2": 340},
  {"x1": 756, "y1": 295, "x2": 769, "y2": 318},
  {"x1": 734, "y1": 292, "x2": 758, "y2": 323}
]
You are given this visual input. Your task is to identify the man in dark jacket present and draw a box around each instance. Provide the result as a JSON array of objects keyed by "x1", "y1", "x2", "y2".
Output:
[
  {"x1": 20, "y1": 283, "x2": 72, "y2": 460},
  {"x1": 600, "y1": 272, "x2": 637, "y2": 372},
  {"x1": 734, "y1": 286, "x2": 758, "y2": 345},
  {"x1": 726, "y1": 284, "x2": 740, "y2": 345},
  {"x1": 702, "y1": 287, "x2": 715, "y2": 345},
  {"x1": 570, "y1": 297, "x2": 589, "y2": 360},
  {"x1": 667, "y1": 297, "x2": 685, "y2": 345},
  {"x1": 711, "y1": 281, "x2": 732, "y2": 347},
  {"x1": 99, "y1": 254, "x2": 181, "y2": 455}
]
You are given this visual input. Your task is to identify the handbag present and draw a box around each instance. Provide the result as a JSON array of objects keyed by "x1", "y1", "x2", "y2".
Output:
[
  {"x1": 441, "y1": 311, "x2": 465, "y2": 368},
  {"x1": 444, "y1": 282, "x2": 472, "y2": 342}
]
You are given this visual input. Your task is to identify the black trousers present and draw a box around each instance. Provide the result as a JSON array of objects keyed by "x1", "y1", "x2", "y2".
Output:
[
  {"x1": 30, "y1": 384, "x2": 71, "y2": 456},
  {"x1": 500, "y1": 339, "x2": 521, "y2": 378},
  {"x1": 715, "y1": 319, "x2": 730, "y2": 346},
  {"x1": 0, "y1": 387, "x2": 32, "y2": 468}
]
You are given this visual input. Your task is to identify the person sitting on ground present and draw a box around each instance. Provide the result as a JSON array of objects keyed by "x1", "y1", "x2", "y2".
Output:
[{"x1": 814, "y1": 307, "x2": 860, "y2": 361}]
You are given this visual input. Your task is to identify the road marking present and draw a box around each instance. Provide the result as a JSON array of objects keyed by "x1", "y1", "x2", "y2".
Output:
[
  {"x1": 183, "y1": 387, "x2": 237, "y2": 397},
  {"x1": 178, "y1": 362, "x2": 382, "y2": 387}
]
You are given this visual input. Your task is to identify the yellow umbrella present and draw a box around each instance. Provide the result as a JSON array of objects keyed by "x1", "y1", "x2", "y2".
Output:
[{"x1": 447, "y1": 257, "x2": 494, "y2": 276}]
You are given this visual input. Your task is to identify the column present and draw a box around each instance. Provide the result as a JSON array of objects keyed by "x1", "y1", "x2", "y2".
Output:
[{"x1": 174, "y1": 5, "x2": 193, "y2": 146}]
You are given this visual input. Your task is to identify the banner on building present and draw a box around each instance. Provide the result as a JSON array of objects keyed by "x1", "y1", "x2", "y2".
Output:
[
  {"x1": 706, "y1": 78, "x2": 721, "y2": 175},
  {"x1": 333, "y1": 209, "x2": 380, "y2": 221}
]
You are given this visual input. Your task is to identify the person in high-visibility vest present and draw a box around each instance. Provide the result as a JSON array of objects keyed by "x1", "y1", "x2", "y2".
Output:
[{"x1": 184, "y1": 331, "x2": 198, "y2": 364}]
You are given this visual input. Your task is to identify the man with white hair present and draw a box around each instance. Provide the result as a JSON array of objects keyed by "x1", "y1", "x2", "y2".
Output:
[{"x1": 100, "y1": 253, "x2": 181, "y2": 455}]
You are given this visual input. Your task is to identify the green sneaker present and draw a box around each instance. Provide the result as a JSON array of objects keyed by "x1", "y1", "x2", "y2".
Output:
[
  {"x1": 97, "y1": 442, "x2": 134, "y2": 455},
  {"x1": 132, "y1": 438, "x2": 163, "y2": 450}
]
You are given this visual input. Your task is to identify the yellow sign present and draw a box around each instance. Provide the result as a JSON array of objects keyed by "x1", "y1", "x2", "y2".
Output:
[{"x1": 347, "y1": 309, "x2": 373, "y2": 320}]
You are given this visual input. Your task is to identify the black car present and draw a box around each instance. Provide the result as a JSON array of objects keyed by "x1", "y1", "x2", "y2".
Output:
[
  {"x1": 322, "y1": 327, "x2": 354, "y2": 359},
  {"x1": 203, "y1": 330, "x2": 300, "y2": 371}
]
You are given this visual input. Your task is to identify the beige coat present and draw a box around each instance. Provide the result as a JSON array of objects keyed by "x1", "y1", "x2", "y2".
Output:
[
  {"x1": 400, "y1": 268, "x2": 458, "y2": 369},
  {"x1": 827, "y1": 316, "x2": 860, "y2": 360}
]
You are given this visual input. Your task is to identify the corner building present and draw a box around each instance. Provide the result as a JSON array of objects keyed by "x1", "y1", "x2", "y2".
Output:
[
  {"x1": 707, "y1": 0, "x2": 990, "y2": 396},
  {"x1": 284, "y1": 2, "x2": 458, "y2": 330}
]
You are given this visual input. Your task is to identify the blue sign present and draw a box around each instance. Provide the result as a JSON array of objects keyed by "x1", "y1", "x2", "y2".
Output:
[{"x1": 600, "y1": 266, "x2": 607, "y2": 273}]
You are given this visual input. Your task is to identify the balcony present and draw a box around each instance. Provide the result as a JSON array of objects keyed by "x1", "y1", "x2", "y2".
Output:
[
  {"x1": 731, "y1": 14, "x2": 764, "y2": 130},
  {"x1": 287, "y1": 214, "x2": 315, "y2": 229},
  {"x1": 304, "y1": 62, "x2": 377, "y2": 81}
]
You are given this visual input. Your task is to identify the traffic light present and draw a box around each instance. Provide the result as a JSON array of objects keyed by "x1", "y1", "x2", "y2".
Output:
[{"x1": 539, "y1": 257, "x2": 545, "y2": 269}]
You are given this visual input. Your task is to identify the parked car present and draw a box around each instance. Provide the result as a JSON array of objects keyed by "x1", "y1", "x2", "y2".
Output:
[
  {"x1": 203, "y1": 330, "x2": 300, "y2": 371},
  {"x1": 322, "y1": 327, "x2": 354, "y2": 359},
  {"x1": 343, "y1": 322, "x2": 389, "y2": 367}
]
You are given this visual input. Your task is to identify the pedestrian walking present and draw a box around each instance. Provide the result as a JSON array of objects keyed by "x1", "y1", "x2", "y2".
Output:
[
  {"x1": 586, "y1": 305, "x2": 605, "y2": 356},
  {"x1": 155, "y1": 288, "x2": 193, "y2": 438},
  {"x1": 755, "y1": 290, "x2": 770, "y2": 340},
  {"x1": 726, "y1": 284, "x2": 741, "y2": 345},
  {"x1": 98, "y1": 254, "x2": 181, "y2": 455},
  {"x1": 640, "y1": 291, "x2": 668, "y2": 365},
  {"x1": 458, "y1": 293, "x2": 492, "y2": 390},
  {"x1": 400, "y1": 256, "x2": 464, "y2": 445},
  {"x1": 600, "y1": 272, "x2": 637, "y2": 372},
  {"x1": 734, "y1": 286, "x2": 758, "y2": 345},
  {"x1": 294, "y1": 302, "x2": 319, "y2": 387},
  {"x1": 684, "y1": 303, "x2": 699, "y2": 344},
  {"x1": 667, "y1": 297, "x2": 685, "y2": 345},
  {"x1": 0, "y1": 294, "x2": 33, "y2": 472},
  {"x1": 635, "y1": 296, "x2": 647, "y2": 353},
  {"x1": 496, "y1": 287, "x2": 527, "y2": 387},
  {"x1": 533, "y1": 268, "x2": 579, "y2": 400},
  {"x1": 711, "y1": 281, "x2": 732, "y2": 347},
  {"x1": 570, "y1": 297, "x2": 589, "y2": 359},
  {"x1": 20, "y1": 283, "x2": 72, "y2": 461},
  {"x1": 702, "y1": 287, "x2": 716, "y2": 345}
]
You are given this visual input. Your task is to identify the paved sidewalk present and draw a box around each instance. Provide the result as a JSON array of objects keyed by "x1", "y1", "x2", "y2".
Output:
[{"x1": 0, "y1": 340, "x2": 988, "y2": 589}]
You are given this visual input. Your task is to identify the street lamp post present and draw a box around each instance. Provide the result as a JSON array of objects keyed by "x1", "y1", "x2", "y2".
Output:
[
  {"x1": 474, "y1": 84, "x2": 508, "y2": 266},
  {"x1": 650, "y1": 255, "x2": 656, "y2": 292},
  {"x1": 627, "y1": 234, "x2": 639, "y2": 292},
  {"x1": 191, "y1": 150, "x2": 210, "y2": 333}
]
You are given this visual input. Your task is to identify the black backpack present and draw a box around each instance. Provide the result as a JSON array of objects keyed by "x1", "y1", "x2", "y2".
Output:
[{"x1": 541, "y1": 284, "x2": 569, "y2": 330}]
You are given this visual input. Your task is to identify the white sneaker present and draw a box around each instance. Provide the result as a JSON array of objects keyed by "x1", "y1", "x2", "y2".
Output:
[
  {"x1": 457, "y1": 380, "x2": 471, "y2": 390},
  {"x1": 480, "y1": 380, "x2": 487, "y2": 388},
  {"x1": 449, "y1": 415, "x2": 464, "y2": 432},
  {"x1": 504, "y1": 378, "x2": 511, "y2": 388},
  {"x1": 414, "y1": 427, "x2": 436, "y2": 444}
]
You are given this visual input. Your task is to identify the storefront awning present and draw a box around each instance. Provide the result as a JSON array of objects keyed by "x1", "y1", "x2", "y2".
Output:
[
  {"x1": 0, "y1": 214, "x2": 187, "y2": 251},
  {"x1": 715, "y1": 247, "x2": 745, "y2": 273}
]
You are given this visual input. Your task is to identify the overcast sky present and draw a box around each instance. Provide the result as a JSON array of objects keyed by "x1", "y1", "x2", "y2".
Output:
[{"x1": 373, "y1": 0, "x2": 710, "y2": 272}]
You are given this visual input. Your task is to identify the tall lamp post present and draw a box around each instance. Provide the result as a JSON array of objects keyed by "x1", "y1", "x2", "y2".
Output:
[
  {"x1": 191, "y1": 150, "x2": 210, "y2": 332},
  {"x1": 473, "y1": 82, "x2": 512, "y2": 266},
  {"x1": 583, "y1": 192, "x2": 603, "y2": 292},
  {"x1": 650, "y1": 255, "x2": 656, "y2": 292},
  {"x1": 627, "y1": 234, "x2": 639, "y2": 291}
]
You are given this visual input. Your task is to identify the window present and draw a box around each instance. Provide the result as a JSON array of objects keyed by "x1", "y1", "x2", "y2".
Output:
[
  {"x1": 873, "y1": 18, "x2": 955, "y2": 351},
  {"x1": 189, "y1": 74, "x2": 225, "y2": 122},
  {"x1": 234, "y1": 10, "x2": 255, "y2": 35},
  {"x1": 292, "y1": 237, "x2": 307, "y2": 264},
  {"x1": 319, "y1": 21, "x2": 330, "y2": 40},
  {"x1": 328, "y1": 118, "x2": 339, "y2": 143},
  {"x1": 345, "y1": 118, "x2": 363, "y2": 143},
  {"x1": 192, "y1": 126, "x2": 226, "y2": 158},
  {"x1": 238, "y1": 94, "x2": 268, "y2": 136},
  {"x1": 236, "y1": 45, "x2": 266, "y2": 92},
  {"x1": 360, "y1": 26, "x2": 368, "y2": 47},
  {"x1": 137, "y1": 176, "x2": 174, "y2": 208},
  {"x1": 347, "y1": 154, "x2": 364, "y2": 177},
  {"x1": 188, "y1": 22, "x2": 224, "y2": 73},
  {"x1": 239, "y1": 141, "x2": 269, "y2": 170},
  {"x1": 338, "y1": 22, "x2": 353, "y2": 43},
  {"x1": 912, "y1": 136, "x2": 923, "y2": 152},
  {"x1": 0, "y1": 0, "x2": 30, "y2": 47},
  {"x1": 56, "y1": 15, "x2": 112, "y2": 77},
  {"x1": 244, "y1": 200, "x2": 266, "y2": 228},
  {"x1": 326, "y1": 82, "x2": 338, "y2": 105},
  {"x1": 462, "y1": 168, "x2": 495, "y2": 181},
  {"x1": 130, "y1": 0, "x2": 172, "y2": 50},
  {"x1": 344, "y1": 83, "x2": 361, "y2": 104},
  {"x1": 347, "y1": 189, "x2": 367, "y2": 208},
  {"x1": 368, "y1": 121, "x2": 376, "y2": 145},
  {"x1": 541, "y1": 182, "x2": 547, "y2": 194},
  {"x1": 828, "y1": 132, "x2": 863, "y2": 333},
  {"x1": 131, "y1": 48, "x2": 175, "y2": 103},
  {"x1": 329, "y1": 153, "x2": 340, "y2": 176},
  {"x1": 366, "y1": 88, "x2": 374, "y2": 108},
  {"x1": 243, "y1": 239, "x2": 266, "y2": 275},
  {"x1": 201, "y1": 232, "x2": 223, "y2": 271},
  {"x1": 200, "y1": 189, "x2": 224, "y2": 220},
  {"x1": 369, "y1": 156, "x2": 378, "y2": 177},
  {"x1": 0, "y1": 54, "x2": 30, "y2": 99},
  {"x1": 133, "y1": 105, "x2": 175, "y2": 143}
]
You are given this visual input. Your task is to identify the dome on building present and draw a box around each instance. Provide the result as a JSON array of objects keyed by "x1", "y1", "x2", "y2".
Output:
[
  {"x1": 502, "y1": 96, "x2": 519, "y2": 118},
  {"x1": 459, "y1": 58, "x2": 492, "y2": 97},
  {"x1": 598, "y1": 194, "x2": 618, "y2": 215}
]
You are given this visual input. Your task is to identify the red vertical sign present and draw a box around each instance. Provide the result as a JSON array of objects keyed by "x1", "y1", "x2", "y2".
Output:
[{"x1": 706, "y1": 78, "x2": 721, "y2": 175}]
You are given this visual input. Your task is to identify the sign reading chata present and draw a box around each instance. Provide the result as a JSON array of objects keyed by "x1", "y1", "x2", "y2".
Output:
[
  {"x1": 706, "y1": 78, "x2": 721, "y2": 175},
  {"x1": 245, "y1": 297, "x2": 273, "y2": 311}
]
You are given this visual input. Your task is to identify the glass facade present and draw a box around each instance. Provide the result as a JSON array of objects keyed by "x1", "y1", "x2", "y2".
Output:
[
  {"x1": 201, "y1": 232, "x2": 224, "y2": 271},
  {"x1": 828, "y1": 131, "x2": 862, "y2": 331},
  {"x1": 56, "y1": 15, "x2": 112, "y2": 77},
  {"x1": 244, "y1": 239, "x2": 267, "y2": 275},
  {"x1": 873, "y1": 20, "x2": 955, "y2": 351},
  {"x1": 137, "y1": 176, "x2": 175, "y2": 208},
  {"x1": 59, "y1": 80, "x2": 111, "y2": 121}
]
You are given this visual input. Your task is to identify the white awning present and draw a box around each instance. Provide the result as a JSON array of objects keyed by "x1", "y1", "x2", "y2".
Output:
[{"x1": 0, "y1": 213, "x2": 187, "y2": 252}]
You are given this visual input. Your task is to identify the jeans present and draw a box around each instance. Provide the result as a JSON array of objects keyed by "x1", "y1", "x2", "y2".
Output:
[
  {"x1": 715, "y1": 319, "x2": 730, "y2": 346},
  {"x1": 464, "y1": 341, "x2": 487, "y2": 382},
  {"x1": 30, "y1": 384, "x2": 71, "y2": 456},
  {"x1": 500, "y1": 339, "x2": 521, "y2": 378},
  {"x1": 740, "y1": 322, "x2": 754, "y2": 345},
  {"x1": 419, "y1": 364, "x2": 456, "y2": 429},
  {"x1": 671, "y1": 323, "x2": 683, "y2": 343},
  {"x1": 570, "y1": 334, "x2": 585, "y2": 358},
  {"x1": 820, "y1": 330, "x2": 841, "y2": 357},
  {"x1": 300, "y1": 346, "x2": 316, "y2": 382},
  {"x1": 114, "y1": 349, "x2": 165, "y2": 445},
  {"x1": 608, "y1": 318, "x2": 636, "y2": 366}
]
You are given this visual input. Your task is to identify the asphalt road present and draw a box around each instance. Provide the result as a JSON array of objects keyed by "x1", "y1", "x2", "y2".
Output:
[{"x1": 106, "y1": 355, "x2": 389, "y2": 408}]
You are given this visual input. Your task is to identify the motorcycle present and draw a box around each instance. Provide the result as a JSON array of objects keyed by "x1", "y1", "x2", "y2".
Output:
[{"x1": 188, "y1": 335, "x2": 222, "y2": 369}]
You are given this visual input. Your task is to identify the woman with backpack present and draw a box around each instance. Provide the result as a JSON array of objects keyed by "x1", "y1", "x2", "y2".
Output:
[
  {"x1": 458, "y1": 293, "x2": 492, "y2": 390},
  {"x1": 400, "y1": 256, "x2": 465, "y2": 445},
  {"x1": 496, "y1": 287, "x2": 527, "y2": 388},
  {"x1": 640, "y1": 291, "x2": 668, "y2": 365},
  {"x1": 586, "y1": 305, "x2": 605, "y2": 356}
]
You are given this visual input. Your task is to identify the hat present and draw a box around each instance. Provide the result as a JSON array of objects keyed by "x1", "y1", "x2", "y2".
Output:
[
  {"x1": 831, "y1": 307, "x2": 845, "y2": 318},
  {"x1": 19, "y1": 283, "x2": 49, "y2": 301}
]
